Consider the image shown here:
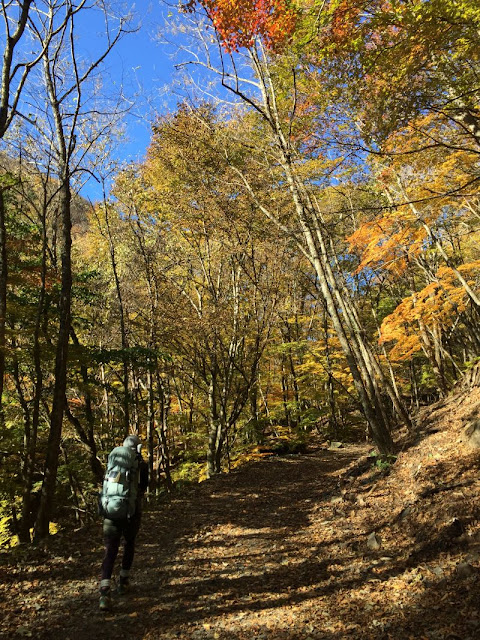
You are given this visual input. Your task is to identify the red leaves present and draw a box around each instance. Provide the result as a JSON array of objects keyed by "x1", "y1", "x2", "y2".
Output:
[{"x1": 193, "y1": 0, "x2": 298, "y2": 52}]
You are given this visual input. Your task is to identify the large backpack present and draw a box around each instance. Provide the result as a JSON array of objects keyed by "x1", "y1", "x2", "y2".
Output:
[{"x1": 100, "y1": 445, "x2": 139, "y2": 520}]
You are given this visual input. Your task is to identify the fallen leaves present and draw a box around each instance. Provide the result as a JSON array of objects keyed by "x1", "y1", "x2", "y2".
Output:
[{"x1": 3, "y1": 393, "x2": 480, "y2": 639}]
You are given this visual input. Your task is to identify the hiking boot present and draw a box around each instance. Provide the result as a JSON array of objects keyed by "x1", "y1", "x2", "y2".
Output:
[
  {"x1": 118, "y1": 577, "x2": 130, "y2": 595},
  {"x1": 99, "y1": 587, "x2": 112, "y2": 611}
]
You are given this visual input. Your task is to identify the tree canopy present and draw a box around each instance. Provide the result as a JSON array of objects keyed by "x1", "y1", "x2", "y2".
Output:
[{"x1": 0, "y1": 0, "x2": 479, "y2": 546}]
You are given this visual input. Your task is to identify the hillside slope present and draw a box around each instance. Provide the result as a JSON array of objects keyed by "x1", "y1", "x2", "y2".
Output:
[{"x1": 1, "y1": 389, "x2": 480, "y2": 639}]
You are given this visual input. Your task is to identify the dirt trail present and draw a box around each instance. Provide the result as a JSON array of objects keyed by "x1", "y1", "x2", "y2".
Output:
[
  {"x1": 1, "y1": 444, "x2": 362, "y2": 640},
  {"x1": 2, "y1": 426, "x2": 480, "y2": 640}
]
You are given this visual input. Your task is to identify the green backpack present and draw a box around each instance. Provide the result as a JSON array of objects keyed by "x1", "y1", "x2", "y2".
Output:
[{"x1": 100, "y1": 445, "x2": 139, "y2": 520}]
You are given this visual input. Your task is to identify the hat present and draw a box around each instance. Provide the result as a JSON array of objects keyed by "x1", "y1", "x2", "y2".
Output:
[{"x1": 123, "y1": 434, "x2": 141, "y2": 451}]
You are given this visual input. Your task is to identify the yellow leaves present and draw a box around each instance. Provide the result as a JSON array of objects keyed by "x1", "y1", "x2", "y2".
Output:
[{"x1": 452, "y1": 259, "x2": 480, "y2": 276}]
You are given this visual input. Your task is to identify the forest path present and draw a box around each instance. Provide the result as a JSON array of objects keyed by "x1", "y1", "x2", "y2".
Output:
[
  {"x1": 2, "y1": 443, "x2": 364, "y2": 640},
  {"x1": 2, "y1": 427, "x2": 480, "y2": 640}
]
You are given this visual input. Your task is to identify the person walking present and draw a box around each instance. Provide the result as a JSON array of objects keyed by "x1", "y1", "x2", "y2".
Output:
[{"x1": 98, "y1": 434, "x2": 149, "y2": 610}]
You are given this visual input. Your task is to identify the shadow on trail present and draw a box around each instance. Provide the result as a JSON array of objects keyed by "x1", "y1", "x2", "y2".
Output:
[
  {"x1": 11, "y1": 443, "x2": 480, "y2": 639},
  {"x1": 34, "y1": 447, "x2": 359, "y2": 639}
]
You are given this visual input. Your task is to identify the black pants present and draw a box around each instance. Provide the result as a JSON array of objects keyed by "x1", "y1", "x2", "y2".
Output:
[{"x1": 101, "y1": 515, "x2": 141, "y2": 580}]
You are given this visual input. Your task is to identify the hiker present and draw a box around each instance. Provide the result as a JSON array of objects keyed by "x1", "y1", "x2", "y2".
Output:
[{"x1": 98, "y1": 434, "x2": 149, "y2": 610}]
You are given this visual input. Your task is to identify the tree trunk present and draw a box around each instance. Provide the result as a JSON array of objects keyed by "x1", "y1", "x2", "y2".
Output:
[
  {"x1": 247, "y1": 47, "x2": 398, "y2": 454},
  {"x1": 102, "y1": 200, "x2": 130, "y2": 437},
  {"x1": 100, "y1": 363, "x2": 111, "y2": 433},
  {"x1": 417, "y1": 313, "x2": 448, "y2": 396},
  {"x1": 147, "y1": 369, "x2": 155, "y2": 488},
  {"x1": 0, "y1": 190, "x2": 7, "y2": 425},
  {"x1": 12, "y1": 333, "x2": 33, "y2": 542},
  {"x1": 296, "y1": 199, "x2": 394, "y2": 452},
  {"x1": 35, "y1": 175, "x2": 72, "y2": 540},
  {"x1": 156, "y1": 370, "x2": 173, "y2": 490},
  {"x1": 69, "y1": 327, "x2": 103, "y2": 483},
  {"x1": 323, "y1": 310, "x2": 338, "y2": 437},
  {"x1": 61, "y1": 444, "x2": 82, "y2": 523},
  {"x1": 18, "y1": 200, "x2": 48, "y2": 542},
  {"x1": 207, "y1": 373, "x2": 220, "y2": 478},
  {"x1": 214, "y1": 415, "x2": 227, "y2": 475},
  {"x1": 280, "y1": 357, "x2": 291, "y2": 428}
]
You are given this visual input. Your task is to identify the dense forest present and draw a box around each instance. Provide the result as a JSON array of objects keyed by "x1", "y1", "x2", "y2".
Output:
[{"x1": 0, "y1": 0, "x2": 479, "y2": 547}]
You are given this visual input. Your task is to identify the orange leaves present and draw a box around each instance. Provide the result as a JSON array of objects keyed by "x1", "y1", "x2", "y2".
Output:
[
  {"x1": 192, "y1": 0, "x2": 298, "y2": 51},
  {"x1": 379, "y1": 262, "x2": 480, "y2": 360},
  {"x1": 329, "y1": 0, "x2": 363, "y2": 45},
  {"x1": 347, "y1": 210, "x2": 423, "y2": 278}
]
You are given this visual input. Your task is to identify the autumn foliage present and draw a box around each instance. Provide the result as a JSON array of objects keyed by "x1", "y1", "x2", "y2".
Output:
[
  {"x1": 379, "y1": 263, "x2": 480, "y2": 360},
  {"x1": 191, "y1": 0, "x2": 298, "y2": 51}
]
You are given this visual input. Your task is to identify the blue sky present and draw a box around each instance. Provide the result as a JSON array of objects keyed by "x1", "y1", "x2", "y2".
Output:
[
  {"x1": 78, "y1": 1, "x2": 182, "y2": 199},
  {"x1": 78, "y1": 0, "x2": 243, "y2": 202},
  {"x1": 105, "y1": 3, "x2": 177, "y2": 161},
  {"x1": 1, "y1": 0, "x2": 235, "y2": 201}
]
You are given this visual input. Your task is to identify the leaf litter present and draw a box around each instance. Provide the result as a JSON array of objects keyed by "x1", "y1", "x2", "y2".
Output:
[{"x1": 2, "y1": 388, "x2": 480, "y2": 639}]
